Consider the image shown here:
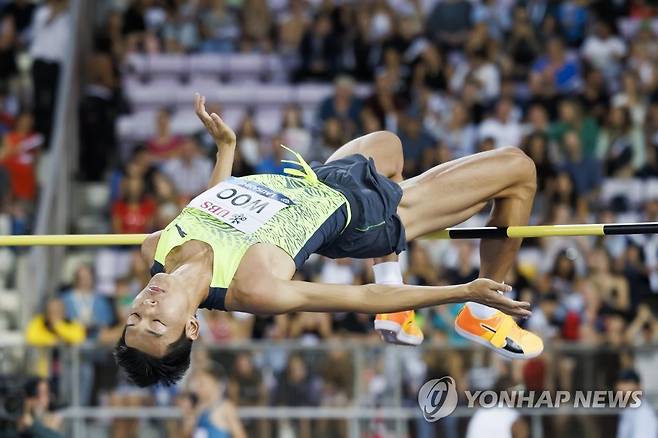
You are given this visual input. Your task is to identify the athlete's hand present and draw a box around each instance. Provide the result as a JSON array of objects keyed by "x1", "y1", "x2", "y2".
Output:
[
  {"x1": 194, "y1": 93, "x2": 236, "y2": 149},
  {"x1": 466, "y1": 279, "x2": 531, "y2": 318}
]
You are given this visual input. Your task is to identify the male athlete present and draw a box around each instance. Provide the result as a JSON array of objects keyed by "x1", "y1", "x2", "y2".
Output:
[{"x1": 115, "y1": 94, "x2": 543, "y2": 387}]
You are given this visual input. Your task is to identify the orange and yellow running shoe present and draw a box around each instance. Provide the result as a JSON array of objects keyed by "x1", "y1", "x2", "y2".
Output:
[
  {"x1": 454, "y1": 305, "x2": 543, "y2": 360},
  {"x1": 374, "y1": 310, "x2": 424, "y2": 346}
]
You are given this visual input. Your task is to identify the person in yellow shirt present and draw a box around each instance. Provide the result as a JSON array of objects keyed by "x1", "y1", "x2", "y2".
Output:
[{"x1": 25, "y1": 297, "x2": 86, "y2": 377}]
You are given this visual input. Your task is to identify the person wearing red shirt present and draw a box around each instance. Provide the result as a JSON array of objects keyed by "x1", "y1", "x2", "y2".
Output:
[
  {"x1": 146, "y1": 108, "x2": 183, "y2": 160},
  {"x1": 112, "y1": 176, "x2": 156, "y2": 234},
  {"x1": 0, "y1": 112, "x2": 43, "y2": 201}
]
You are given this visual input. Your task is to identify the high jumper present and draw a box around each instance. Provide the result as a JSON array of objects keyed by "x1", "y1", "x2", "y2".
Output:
[{"x1": 114, "y1": 93, "x2": 543, "y2": 387}]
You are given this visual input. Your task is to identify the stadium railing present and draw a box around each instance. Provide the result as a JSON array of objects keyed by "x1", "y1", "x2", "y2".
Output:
[{"x1": 1, "y1": 339, "x2": 656, "y2": 438}]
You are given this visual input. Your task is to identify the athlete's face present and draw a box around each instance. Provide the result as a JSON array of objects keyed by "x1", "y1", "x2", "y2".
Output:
[{"x1": 123, "y1": 273, "x2": 199, "y2": 357}]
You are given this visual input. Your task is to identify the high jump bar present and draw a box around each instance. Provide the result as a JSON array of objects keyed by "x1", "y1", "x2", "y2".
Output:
[{"x1": 1, "y1": 222, "x2": 658, "y2": 246}]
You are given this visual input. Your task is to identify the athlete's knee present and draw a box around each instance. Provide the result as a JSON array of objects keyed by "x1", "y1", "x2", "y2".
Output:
[
  {"x1": 498, "y1": 146, "x2": 537, "y2": 194},
  {"x1": 371, "y1": 130, "x2": 402, "y2": 154},
  {"x1": 374, "y1": 130, "x2": 404, "y2": 174}
]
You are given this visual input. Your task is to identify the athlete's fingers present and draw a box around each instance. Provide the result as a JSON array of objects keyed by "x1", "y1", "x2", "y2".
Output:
[
  {"x1": 494, "y1": 295, "x2": 531, "y2": 318},
  {"x1": 485, "y1": 279, "x2": 511, "y2": 293},
  {"x1": 210, "y1": 112, "x2": 223, "y2": 126},
  {"x1": 194, "y1": 93, "x2": 213, "y2": 126}
]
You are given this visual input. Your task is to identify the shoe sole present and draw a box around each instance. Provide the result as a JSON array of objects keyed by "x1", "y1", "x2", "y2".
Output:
[
  {"x1": 374, "y1": 320, "x2": 423, "y2": 346},
  {"x1": 454, "y1": 323, "x2": 542, "y2": 360}
]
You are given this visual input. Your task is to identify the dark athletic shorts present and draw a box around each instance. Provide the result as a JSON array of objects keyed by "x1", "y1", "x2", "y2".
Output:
[{"x1": 310, "y1": 154, "x2": 407, "y2": 259}]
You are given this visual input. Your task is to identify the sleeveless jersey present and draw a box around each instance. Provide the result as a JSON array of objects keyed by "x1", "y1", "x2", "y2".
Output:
[{"x1": 151, "y1": 149, "x2": 350, "y2": 310}]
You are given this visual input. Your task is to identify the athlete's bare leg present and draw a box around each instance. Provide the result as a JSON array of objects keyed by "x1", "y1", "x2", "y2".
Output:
[
  {"x1": 398, "y1": 146, "x2": 536, "y2": 285},
  {"x1": 325, "y1": 131, "x2": 536, "y2": 286}
]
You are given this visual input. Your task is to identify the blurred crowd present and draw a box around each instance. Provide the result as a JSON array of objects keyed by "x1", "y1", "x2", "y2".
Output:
[{"x1": 0, "y1": 0, "x2": 658, "y2": 437}]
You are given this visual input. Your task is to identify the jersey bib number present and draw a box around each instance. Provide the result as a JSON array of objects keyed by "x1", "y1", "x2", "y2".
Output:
[{"x1": 188, "y1": 177, "x2": 294, "y2": 234}]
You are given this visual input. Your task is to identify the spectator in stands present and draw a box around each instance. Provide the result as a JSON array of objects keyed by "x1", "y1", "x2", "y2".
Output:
[
  {"x1": 239, "y1": 0, "x2": 273, "y2": 52},
  {"x1": 560, "y1": 129, "x2": 603, "y2": 197},
  {"x1": 25, "y1": 296, "x2": 85, "y2": 378},
  {"x1": 255, "y1": 135, "x2": 285, "y2": 175},
  {"x1": 311, "y1": 119, "x2": 349, "y2": 161},
  {"x1": 582, "y1": 21, "x2": 626, "y2": 81},
  {"x1": 587, "y1": 247, "x2": 631, "y2": 318},
  {"x1": 112, "y1": 175, "x2": 156, "y2": 234},
  {"x1": 228, "y1": 352, "x2": 267, "y2": 406},
  {"x1": 550, "y1": 99, "x2": 599, "y2": 157},
  {"x1": 628, "y1": 40, "x2": 657, "y2": 93},
  {"x1": 147, "y1": 108, "x2": 183, "y2": 160},
  {"x1": 182, "y1": 364, "x2": 247, "y2": 438},
  {"x1": 151, "y1": 170, "x2": 180, "y2": 206},
  {"x1": 229, "y1": 146, "x2": 255, "y2": 178},
  {"x1": 79, "y1": 34, "x2": 119, "y2": 181},
  {"x1": 296, "y1": 13, "x2": 338, "y2": 81},
  {"x1": 277, "y1": 0, "x2": 309, "y2": 55},
  {"x1": 426, "y1": 0, "x2": 473, "y2": 50},
  {"x1": 406, "y1": 242, "x2": 441, "y2": 286},
  {"x1": 531, "y1": 37, "x2": 582, "y2": 95},
  {"x1": 228, "y1": 352, "x2": 268, "y2": 437},
  {"x1": 281, "y1": 104, "x2": 311, "y2": 159},
  {"x1": 109, "y1": 145, "x2": 154, "y2": 203},
  {"x1": 579, "y1": 69, "x2": 611, "y2": 125},
  {"x1": 236, "y1": 113, "x2": 261, "y2": 168},
  {"x1": 198, "y1": 0, "x2": 238, "y2": 53},
  {"x1": 0, "y1": 111, "x2": 42, "y2": 202},
  {"x1": 162, "y1": 2, "x2": 199, "y2": 53},
  {"x1": 433, "y1": 101, "x2": 477, "y2": 159},
  {"x1": 637, "y1": 142, "x2": 658, "y2": 178},
  {"x1": 478, "y1": 98, "x2": 523, "y2": 149},
  {"x1": 317, "y1": 75, "x2": 361, "y2": 138},
  {"x1": 317, "y1": 349, "x2": 352, "y2": 435},
  {"x1": 466, "y1": 376, "x2": 528, "y2": 438},
  {"x1": 29, "y1": 0, "x2": 70, "y2": 146},
  {"x1": 61, "y1": 265, "x2": 115, "y2": 337},
  {"x1": 556, "y1": 0, "x2": 589, "y2": 47},
  {"x1": 523, "y1": 132, "x2": 557, "y2": 197},
  {"x1": 616, "y1": 369, "x2": 658, "y2": 438},
  {"x1": 61, "y1": 264, "x2": 115, "y2": 405},
  {"x1": 288, "y1": 312, "x2": 332, "y2": 343},
  {"x1": 597, "y1": 106, "x2": 646, "y2": 177},
  {"x1": 161, "y1": 137, "x2": 212, "y2": 199},
  {"x1": 121, "y1": 0, "x2": 148, "y2": 52},
  {"x1": 203, "y1": 310, "x2": 254, "y2": 342},
  {"x1": 614, "y1": 71, "x2": 649, "y2": 126},
  {"x1": 363, "y1": 69, "x2": 405, "y2": 133},
  {"x1": 2, "y1": 0, "x2": 36, "y2": 41},
  {"x1": 451, "y1": 47, "x2": 501, "y2": 104},
  {"x1": 397, "y1": 110, "x2": 437, "y2": 177},
  {"x1": 273, "y1": 354, "x2": 320, "y2": 438},
  {"x1": 409, "y1": 40, "x2": 448, "y2": 93},
  {"x1": 17, "y1": 377, "x2": 63, "y2": 438},
  {"x1": 506, "y1": 6, "x2": 541, "y2": 81}
]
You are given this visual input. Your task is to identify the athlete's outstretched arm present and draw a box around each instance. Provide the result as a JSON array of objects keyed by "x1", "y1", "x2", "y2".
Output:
[
  {"x1": 194, "y1": 93, "x2": 237, "y2": 187},
  {"x1": 227, "y1": 276, "x2": 531, "y2": 318}
]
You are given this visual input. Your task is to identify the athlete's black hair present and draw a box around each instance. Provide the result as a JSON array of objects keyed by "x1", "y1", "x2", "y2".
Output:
[{"x1": 114, "y1": 327, "x2": 192, "y2": 387}]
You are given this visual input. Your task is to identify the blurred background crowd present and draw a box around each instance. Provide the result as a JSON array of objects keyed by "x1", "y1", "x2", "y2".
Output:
[{"x1": 1, "y1": 0, "x2": 658, "y2": 437}]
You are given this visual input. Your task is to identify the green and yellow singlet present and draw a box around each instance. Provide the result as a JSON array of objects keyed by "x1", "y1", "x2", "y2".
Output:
[{"x1": 150, "y1": 151, "x2": 350, "y2": 310}]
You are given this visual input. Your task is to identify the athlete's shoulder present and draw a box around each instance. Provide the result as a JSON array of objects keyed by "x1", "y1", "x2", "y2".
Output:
[{"x1": 140, "y1": 231, "x2": 162, "y2": 265}]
